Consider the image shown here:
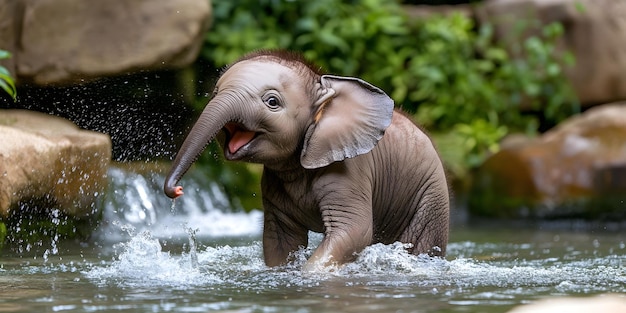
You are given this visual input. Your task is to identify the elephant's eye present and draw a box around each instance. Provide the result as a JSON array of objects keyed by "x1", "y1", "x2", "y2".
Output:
[{"x1": 264, "y1": 96, "x2": 281, "y2": 110}]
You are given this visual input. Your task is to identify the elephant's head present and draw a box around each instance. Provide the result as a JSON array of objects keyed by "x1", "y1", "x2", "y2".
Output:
[{"x1": 164, "y1": 51, "x2": 394, "y2": 198}]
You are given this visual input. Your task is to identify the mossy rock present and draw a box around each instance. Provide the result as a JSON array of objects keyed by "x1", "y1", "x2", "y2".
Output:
[
  {"x1": 0, "y1": 222, "x2": 6, "y2": 250},
  {"x1": 469, "y1": 104, "x2": 626, "y2": 221},
  {"x1": 469, "y1": 195, "x2": 626, "y2": 220},
  {"x1": 469, "y1": 167, "x2": 626, "y2": 220},
  {"x1": 0, "y1": 198, "x2": 101, "y2": 250}
]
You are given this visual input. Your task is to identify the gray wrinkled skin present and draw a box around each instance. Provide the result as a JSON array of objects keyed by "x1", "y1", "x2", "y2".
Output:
[{"x1": 164, "y1": 51, "x2": 450, "y2": 271}]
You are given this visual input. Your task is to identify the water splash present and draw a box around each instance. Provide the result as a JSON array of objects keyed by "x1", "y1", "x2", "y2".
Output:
[
  {"x1": 84, "y1": 231, "x2": 626, "y2": 298},
  {"x1": 186, "y1": 226, "x2": 199, "y2": 269},
  {"x1": 42, "y1": 209, "x2": 61, "y2": 262},
  {"x1": 87, "y1": 164, "x2": 626, "y2": 308},
  {"x1": 100, "y1": 165, "x2": 262, "y2": 241},
  {"x1": 86, "y1": 230, "x2": 222, "y2": 288}
]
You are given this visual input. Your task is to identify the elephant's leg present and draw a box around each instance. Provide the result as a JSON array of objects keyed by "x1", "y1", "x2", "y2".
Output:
[
  {"x1": 304, "y1": 166, "x2": 374, "y2": 271},
  {"x1": 262, "y1": 201, "x2": 309, "y2": 267},
  {"x1": 304, "y1": 185, "x2": 374, "y2": 271},
  {"x1": 399, "y1": 185, "x2": 449, "y2": 257},
  {"x1": 304, "y1": 226, "x2": 371, "y2": 272}
]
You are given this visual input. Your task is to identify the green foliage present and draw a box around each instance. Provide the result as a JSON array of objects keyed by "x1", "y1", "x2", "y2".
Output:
[
  {"x1": 205, "y1": 0, "x2": 409, "y2": 82},
  {"x1": 406, "y1": 16, "x2": 578, "y2": 176},
  {"x1": 0, "y1": 50, "x2": 17, "y2": 101},
  {"x1": 202, "y1": 0, "x2": 578, "y2": 179}
]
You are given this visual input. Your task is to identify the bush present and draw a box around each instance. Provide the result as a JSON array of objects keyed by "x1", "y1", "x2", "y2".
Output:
[
  {"x1": 201, "y1": 0, "x2": 578, "y2": 178},
  {"x1": 405, "y1": 16, "x2": 578, "y2": 175},
  {"x1": 204, "y1": 0, "x2": 409, "y2": 86}
]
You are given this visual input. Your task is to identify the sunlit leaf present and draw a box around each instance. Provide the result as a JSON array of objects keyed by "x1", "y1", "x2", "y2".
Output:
[{"x1": 0, "y1": 74, "x2": 17, "y2": 101}]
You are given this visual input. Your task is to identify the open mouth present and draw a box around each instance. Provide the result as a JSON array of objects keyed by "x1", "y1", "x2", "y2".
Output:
[{"x1": 223, "y1": 122, "x2": 258, "y2": 156}]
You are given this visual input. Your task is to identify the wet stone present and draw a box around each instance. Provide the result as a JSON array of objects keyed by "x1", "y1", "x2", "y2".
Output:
[
  {"x1": 0, "y1": 109, "x2": 111, "y2": 235},
  {"x1": 469, "y1": 103, "x2": 626, "y2": 219},
  {"x1": 7, "y1": 0, "x2": 211, "y2": 85}
]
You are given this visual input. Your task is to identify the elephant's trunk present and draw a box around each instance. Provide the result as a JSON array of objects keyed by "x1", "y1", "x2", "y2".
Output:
[{"x1": 164, "y1": 99, "x2": 233, "y2": 198}]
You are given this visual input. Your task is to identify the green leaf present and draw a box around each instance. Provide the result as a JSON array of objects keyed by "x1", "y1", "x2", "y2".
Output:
[
  {"x1": 0, "y1": 49, "x2": 16, "y2": 101},
  {"x1": 0, "y1": 74, "x2": 17, "y2": 101},
  {"x1": 546, "y1": 63, "x2": 561, "y2": 76}
]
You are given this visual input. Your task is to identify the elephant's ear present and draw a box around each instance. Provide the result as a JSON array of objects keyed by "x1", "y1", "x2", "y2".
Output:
[{"x1": 301, "y1": 75, "x2": 394, "y2": 169}]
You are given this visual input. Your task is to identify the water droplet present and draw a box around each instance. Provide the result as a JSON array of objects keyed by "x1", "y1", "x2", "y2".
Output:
[{"x1": 186, "y1": 226, "x2": 199, "y2": 269}]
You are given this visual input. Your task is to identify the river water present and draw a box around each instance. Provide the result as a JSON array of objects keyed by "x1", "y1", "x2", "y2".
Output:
[{"x1": 1, "y1": 164, "x2": 625, "y2": 312}]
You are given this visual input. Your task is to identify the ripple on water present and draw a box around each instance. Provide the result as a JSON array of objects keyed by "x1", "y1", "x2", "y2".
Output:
[{"x1": 83, "y1": 231, "x2": 626, "y2": 298}]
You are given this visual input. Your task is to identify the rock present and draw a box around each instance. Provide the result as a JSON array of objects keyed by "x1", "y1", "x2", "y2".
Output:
[
  {"x1": 0, "y1": 109, "x2": 111, "y2": 219},
  {"x1": 507, "y1": 295, "x2": 626, "y2": 313},
  {"x1": 469, "y1": 103, "x2": 626, "y2": 219},
  {"x1": 15, "y1": 0, "x2": 211, "y2": 85},
  {"x1": 478, "y1": 0, "x2": 626, "y2": 106}
]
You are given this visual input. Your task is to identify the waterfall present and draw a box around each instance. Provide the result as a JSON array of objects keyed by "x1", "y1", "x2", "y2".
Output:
[{"x1": 99, "y1": 163, "x2": 263, "y2": 241}]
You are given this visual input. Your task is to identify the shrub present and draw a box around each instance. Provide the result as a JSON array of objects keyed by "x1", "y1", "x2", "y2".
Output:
[
  {"x1": 405, "y1": 16, "x2": 578, "y2": 175},
  {"x1": 204, "y1": 0, "x2": 409, "y2": 86}
]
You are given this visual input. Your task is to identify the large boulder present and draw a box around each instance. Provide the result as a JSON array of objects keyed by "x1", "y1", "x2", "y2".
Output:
[
  {"x1": 0, "y1": 110, "x2": 111, "y2": 219},
  {"x1": 7, "y1": 0, "x2": 211, "y2": 85},
  {"x1": 478, "y1": 0, "x2": 626, "y2": 106},
  {"x1": 469, "y1": 103, "x2": 626, "y2": 219}
]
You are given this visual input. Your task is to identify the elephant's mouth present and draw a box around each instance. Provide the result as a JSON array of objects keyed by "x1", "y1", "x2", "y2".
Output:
[{"x1": 223, "y1": 122, "x2": 258, "y2": 157}]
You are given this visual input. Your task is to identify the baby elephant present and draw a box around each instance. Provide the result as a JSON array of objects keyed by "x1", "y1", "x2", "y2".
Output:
[{"x1": 164, "y1": 51, "x2": 450, "y2": 271}]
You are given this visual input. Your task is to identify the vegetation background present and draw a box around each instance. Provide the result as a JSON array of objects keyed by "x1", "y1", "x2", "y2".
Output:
[
  {"x1": 0, "y1": 0, "x2": 580, "y2": 211},
  {"x1": 193, "y1": 0, "x2": 579, "y2": 208}
]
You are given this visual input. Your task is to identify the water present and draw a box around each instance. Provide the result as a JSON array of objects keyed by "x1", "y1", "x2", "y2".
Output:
[{"x1": 1, "y1": 164, "x2": 625, "y2": 313}]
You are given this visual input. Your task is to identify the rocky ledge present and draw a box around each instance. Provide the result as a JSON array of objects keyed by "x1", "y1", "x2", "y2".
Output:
[
  {"x1": 0, "y1": 0, "x2": 211, "y2": 85},
  {"x1": 0, "y1": 110, "x2": 111, "y2": 244},
  {"x1": 470, "y1": 103, "x2": 626, "y2": 220}
]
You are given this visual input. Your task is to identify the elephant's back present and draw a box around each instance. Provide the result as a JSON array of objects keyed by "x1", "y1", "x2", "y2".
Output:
[
  {"x1": 369, "y1": 111, "x2": 448, "y2": 243},
  {"x1": 374, "y1": 111, "x2": 439, "y2": 174}
]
